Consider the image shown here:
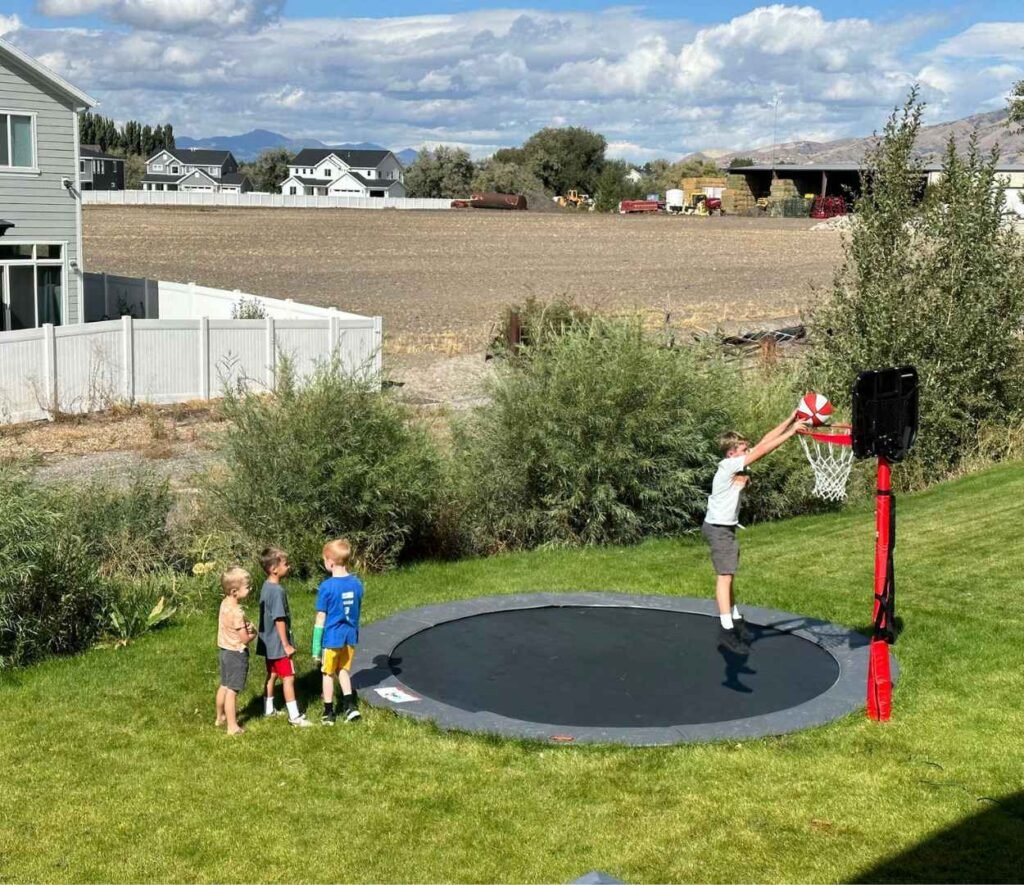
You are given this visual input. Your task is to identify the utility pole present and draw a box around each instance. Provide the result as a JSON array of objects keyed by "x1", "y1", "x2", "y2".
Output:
[{"x1": 770, "y1": 92, "x2": 781, "y2": 178}]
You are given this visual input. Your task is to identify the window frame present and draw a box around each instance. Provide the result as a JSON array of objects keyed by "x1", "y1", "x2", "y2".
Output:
[
  {"x1": 0, "y1": 110, "x2": 38, "y2": 174},
  {"x1": 0, "y1": 240, "x2": 68, "y2": 330}
]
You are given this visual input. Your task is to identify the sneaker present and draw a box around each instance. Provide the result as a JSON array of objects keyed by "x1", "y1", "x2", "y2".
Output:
[
  {"x1": 264, "y1": 708, "x2": 284, "y2": 718},
  {"x1": 288, "y1": 715, "x2": 313, "y2": 728},
  {"x1": 343, "y1": 706, "x2": 362, "y2": 723},
  {"x1": 733, "y1": 619, "x2": 755, "y2": 645},
  {"x1": 321, "y1": 711, "x2": 336, "y2": 726},
  {"x1": 718, "y1": 626, "x2": 749, "y2": 655}
]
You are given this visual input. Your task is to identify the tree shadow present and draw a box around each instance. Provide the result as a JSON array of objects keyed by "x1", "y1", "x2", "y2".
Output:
[{"x1": 851, "y1": 791, "x2": 1024, "y2": 883}]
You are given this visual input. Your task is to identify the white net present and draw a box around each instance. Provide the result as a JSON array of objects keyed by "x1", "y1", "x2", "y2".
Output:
[{"x1": 799, "y1": 432, "x2": 855, "y2": 501}]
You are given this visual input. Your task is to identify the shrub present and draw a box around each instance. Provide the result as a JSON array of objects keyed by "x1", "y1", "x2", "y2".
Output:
[
  {"x1": 0, "y1": 467, "x2": 109, "y2": 668},
  {"x1": 809, "y1": 89, "x2": 1024, "y2": 481},
  {"x1": 210, "y1": 359, "x2": 444, "y2": 573},
  {"x1": 456, "y1": 318, "x2": 748, "y2": 551},
  {"x1": 54, "y1": 472, "x2": 178, "y2": 576},
  {"x1": 487, "y1": 296, "x2": 592, "y2": 359},
  {"x1": 231, "y1": 296, "x2": 269, "y2": 320}
]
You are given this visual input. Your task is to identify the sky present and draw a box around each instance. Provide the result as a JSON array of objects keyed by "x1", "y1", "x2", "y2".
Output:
[{"x1": 1, "y1": 1, "x2": 1022, "y2": 160}]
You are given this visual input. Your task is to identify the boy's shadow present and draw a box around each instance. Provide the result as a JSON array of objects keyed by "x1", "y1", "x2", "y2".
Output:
[{"x1": 239, "y1": 667, "x2": 330, "y2": 722}]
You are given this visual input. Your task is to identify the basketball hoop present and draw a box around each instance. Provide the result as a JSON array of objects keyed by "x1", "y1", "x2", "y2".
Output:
[{"x1": 797, "y1": 424, "x2": 854, "y2": 501}]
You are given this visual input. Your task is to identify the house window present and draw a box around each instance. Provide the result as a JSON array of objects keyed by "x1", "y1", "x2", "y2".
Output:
[
  {"x1": 325, "y1": 168, "x2": 331, "y2": 176},
  {"x1": 289, "y1": 186, "x2": 297, "y2": 195},
  {"x1": 171, "y1": 165, "x2": 180, "y2": 174},
  {"x1": 153, "y1": 163, "x2": 164, "y2": 172},
  {"x1": 0, "y1": 244, "x2": 65, "y2": 330},
  {"x1": 80, "y1": 160, "x2": 85, "y2": 173},
  {"x1": 0, "y1": 112, "x2": 35, "y2": 170}
]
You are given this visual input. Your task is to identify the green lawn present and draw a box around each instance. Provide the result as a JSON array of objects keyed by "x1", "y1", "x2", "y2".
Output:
[{"x1": 2, "y1": 464, "x2": 1023, "y2": 883}]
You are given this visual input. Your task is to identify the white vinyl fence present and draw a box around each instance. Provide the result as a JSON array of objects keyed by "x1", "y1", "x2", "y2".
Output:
[
  {"x1": 82, "y1": 190, "x2": 452, "y2": 211},
  {"x1": 0, "y1": 285, "x2": 382, "y2": 425}
]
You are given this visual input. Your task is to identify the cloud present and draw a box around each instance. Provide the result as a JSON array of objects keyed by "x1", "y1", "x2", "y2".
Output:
[
  {"x1": 36, "y1": 0, "x2": 283, "y2": 33},
  {"x1": 0, "y1": 14, "x2": 21, "y2": 36},
  {"x1": 3, "y1": 6, "x2": 1019, "y2": 160}
]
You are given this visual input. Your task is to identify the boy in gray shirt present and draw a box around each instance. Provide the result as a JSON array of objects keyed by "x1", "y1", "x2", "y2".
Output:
[{"x1": 257, "y1": 546, "x2": 311, "y2": 727}]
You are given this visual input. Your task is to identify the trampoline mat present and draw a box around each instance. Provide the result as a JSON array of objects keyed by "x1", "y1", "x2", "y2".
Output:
[{"x1": 390, "y1": 606, "x2": 841, "y2": 728}]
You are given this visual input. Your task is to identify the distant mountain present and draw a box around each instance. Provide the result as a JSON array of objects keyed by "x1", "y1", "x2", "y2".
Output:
[
  {"x1": 690, "y1": 110, "x2": 1024, "y2": 168},
  {"x1": 397, "y1": 148, "x2": 420, "y2": 166},
  {"x1": 175, "y1": 129, "x2": 412, "y2": 163}
]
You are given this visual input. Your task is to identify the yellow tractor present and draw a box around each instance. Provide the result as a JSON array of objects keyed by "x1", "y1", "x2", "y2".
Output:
[{"x1": 557, "y1": 189, "x2": 593, "y2": 209}]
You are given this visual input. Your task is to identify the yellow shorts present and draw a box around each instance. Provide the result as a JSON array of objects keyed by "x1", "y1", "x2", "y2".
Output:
[{"x1": 321, "y1": 645, "x2": 355, "y2": 675}]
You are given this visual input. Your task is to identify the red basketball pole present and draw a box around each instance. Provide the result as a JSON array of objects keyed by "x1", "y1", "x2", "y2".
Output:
[{"x1": 867, "y1": 457, "x2": 894, "y2": 721}]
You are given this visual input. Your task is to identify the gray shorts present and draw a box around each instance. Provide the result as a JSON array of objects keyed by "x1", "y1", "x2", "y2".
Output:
[
  {"x1": 219, "y1": 648, "x2": 249, "y2": 693},
  {"x1": 702, "y1": 522, "x2": 739, "y2": 575}
]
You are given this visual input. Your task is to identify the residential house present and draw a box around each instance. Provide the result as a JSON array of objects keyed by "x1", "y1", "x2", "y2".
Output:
[
  {"x1": 79, "y1": 144, "x2": 124, "y2": 190},
  {"x1": 140, "y1": 147, "x2": 251, "y2": 193},
  {"x1": 279, "y1": 148, "x2": 406, "y2": 198},
  {"x1": 0, "y1": 37, "x2": 95, "y2": 330}
]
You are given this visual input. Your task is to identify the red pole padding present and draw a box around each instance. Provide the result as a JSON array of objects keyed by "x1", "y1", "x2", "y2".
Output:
[
  {"x1": 869, "y1": 458, "x2": 894, "y2": 721},
  {"x1": 867, "y1": 639, "x2": 892, "y2": 720}
]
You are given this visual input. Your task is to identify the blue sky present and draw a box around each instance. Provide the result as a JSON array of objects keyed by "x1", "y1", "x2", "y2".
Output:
[{"x1": 1, "y1": 2, "x2": 1021, "y2": 159}]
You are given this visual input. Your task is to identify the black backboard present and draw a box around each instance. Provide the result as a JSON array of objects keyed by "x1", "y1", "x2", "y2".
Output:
[{"x1": 851, "y1": 366, "x2": 919, "y2": 462}]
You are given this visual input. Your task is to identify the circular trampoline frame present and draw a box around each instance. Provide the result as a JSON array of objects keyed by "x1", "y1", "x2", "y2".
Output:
[{"x1": 352, "y1": 592, "x2": 896, "y2": 746}]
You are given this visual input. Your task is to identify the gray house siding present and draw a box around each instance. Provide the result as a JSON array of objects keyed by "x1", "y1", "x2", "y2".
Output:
[{"x1": 0, "y1": 53, "x2": 83, "y2": 324}]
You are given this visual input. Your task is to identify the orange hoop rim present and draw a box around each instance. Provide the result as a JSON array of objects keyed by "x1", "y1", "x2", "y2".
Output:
[{"x1": 796, "y1": 423, "x2": 852, "y2": 446}]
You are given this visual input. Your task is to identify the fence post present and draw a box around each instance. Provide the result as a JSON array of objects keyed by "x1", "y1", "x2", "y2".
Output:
[
  {"x1": 42, "y1": 323, "x2": 58, "y2": 415},
  {"x1": 329, "y1": 313, "x2": 340, "y2": 356},
  {"x1": 373, "y1": 316, "x2": 383, "y2": 380},
  {"x1": 121, "y1": 315, "x2": 135, "y2": 403},
  {"x1": 188, "y1": 281, "x2": 197, "y2": 317},
  {"x1": 265, "y1": 316, "x2": 276, "y2": 389},
  {"x1": 103, "y1": 272, "x2": 111, "y2": 319},
  {"x1": 198, "y1": 316, "x2": 210, "y2": 399}
]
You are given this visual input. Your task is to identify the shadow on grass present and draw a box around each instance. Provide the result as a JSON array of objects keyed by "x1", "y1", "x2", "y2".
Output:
[
  {"x1": 239, "y1": 667, "x2": 325, "y2": 722},
  {"x1": 852, "y1": 791, "x2": 1024, "y2": 884}
]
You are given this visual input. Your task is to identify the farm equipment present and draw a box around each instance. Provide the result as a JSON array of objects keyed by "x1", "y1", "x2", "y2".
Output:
[
  {"x1": 683, "y1": 193, "x2": 723, "y2": 216},
  {"x1": 618, "y1": 199, "x2": 661, "y2": 214},
  {"x1": 556, "y1": 189, "x2": 594, "y2": 209},
  {"x1": 452, "y1": 192, "x2": 528, "y2": 210},
  {"x1": 811, "y1": 196, "x2": 847, "y2": 219}
]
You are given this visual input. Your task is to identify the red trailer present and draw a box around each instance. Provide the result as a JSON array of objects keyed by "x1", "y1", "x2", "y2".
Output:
[{"x1": 618, "y1": 200, "x2": 661, "y2": 214}]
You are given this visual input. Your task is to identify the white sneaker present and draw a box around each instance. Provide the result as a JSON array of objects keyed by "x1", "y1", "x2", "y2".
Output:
[
  {"x1": 289, "y1": 715, "x2": 313, "y2": 728},
  {"x1": 264, "y1": 708, "x2": 283, "y2": 718}
]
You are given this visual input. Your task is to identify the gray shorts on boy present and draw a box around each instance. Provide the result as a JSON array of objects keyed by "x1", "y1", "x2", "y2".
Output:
[
  {"x1": 701, "y1": 522, "x2": 740, "y2": 575},
  {"x1": 219, "y1": 648, "x2": 249, "y2": 692}
]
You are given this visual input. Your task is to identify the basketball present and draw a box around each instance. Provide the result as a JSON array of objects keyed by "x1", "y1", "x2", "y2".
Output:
[{"x1": 796, "y1": 391, "x2": 833, "y2": 426}]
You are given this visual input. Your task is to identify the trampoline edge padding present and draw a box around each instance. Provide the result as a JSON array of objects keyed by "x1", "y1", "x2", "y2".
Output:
[{"x1": 352, "y1": 592, "x2": 897, "y2": 746}]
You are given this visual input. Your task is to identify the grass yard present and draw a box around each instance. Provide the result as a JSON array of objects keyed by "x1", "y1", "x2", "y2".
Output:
[{"x1": 2, "y1": 464, "x2": 1023, "y2": 882}]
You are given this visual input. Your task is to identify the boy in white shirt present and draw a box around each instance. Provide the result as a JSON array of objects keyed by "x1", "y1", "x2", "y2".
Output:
[{"x1": 703, "y1": 411, "x2": 804, "y2": 653}]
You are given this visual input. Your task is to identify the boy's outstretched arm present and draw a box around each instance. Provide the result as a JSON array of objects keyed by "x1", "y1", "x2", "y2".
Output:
[{"x1": 744, "y1": 410, "x2": 804, "y2": 466}]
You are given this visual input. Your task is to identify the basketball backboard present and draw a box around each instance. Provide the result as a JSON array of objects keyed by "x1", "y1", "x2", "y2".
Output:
[{"x1": 851, "y1": 366, "x2": 919, "y2": 462}]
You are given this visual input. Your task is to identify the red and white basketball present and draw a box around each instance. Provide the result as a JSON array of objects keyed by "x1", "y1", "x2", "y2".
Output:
[{"x1": 796, "y1": 391, "x2": 832, "y2": 426}]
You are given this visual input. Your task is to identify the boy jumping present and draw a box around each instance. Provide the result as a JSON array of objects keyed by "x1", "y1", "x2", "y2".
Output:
[
  {"x1": 703, "y1": 411, "x2": 804, "y2": 653},
  {"x1": 311, "y1": 538, "x2": 364, "y2": 725}
]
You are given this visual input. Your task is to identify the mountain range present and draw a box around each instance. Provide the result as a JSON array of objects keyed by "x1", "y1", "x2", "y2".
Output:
[
  {"x1": 175, "y1": 128, "x2": 419, "y2": 165},
  {"x1": 689, "y1": 110, "x2": 1023, "y2": 167},
  {"x1": 178, "y1": 110, "x2": 1023, "y2": 171}
]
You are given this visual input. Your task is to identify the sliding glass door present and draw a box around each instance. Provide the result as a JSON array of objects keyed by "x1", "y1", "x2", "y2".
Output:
[{"x1": 0, "y1": 246, "x2": 65, "y2": 331}]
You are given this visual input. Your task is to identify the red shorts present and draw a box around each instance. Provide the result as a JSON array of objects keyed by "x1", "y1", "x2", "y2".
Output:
[{"x1": 265, "y1": 657, "x2": 295, "y2": 678}]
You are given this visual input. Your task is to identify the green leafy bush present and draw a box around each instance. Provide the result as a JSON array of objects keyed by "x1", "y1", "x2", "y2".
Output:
[
  {"x1": 0, "y1": 467, "x2": 109, "y2": 668},
  {"x1": 488, "y1": 296, "x2": 592, "y2": 359},
  {"x1": 55, "y1": 472, "x2": 178, "y2": 576},
  {"x1": 809, "y1": 90, "x2": 1024, "y2": 481},
  {"x1": 210, "y1": 360, "x2": 444, "y2": 573},
  {"x1": 457, "y1": 318, "x2": 754, "y2": 550}
]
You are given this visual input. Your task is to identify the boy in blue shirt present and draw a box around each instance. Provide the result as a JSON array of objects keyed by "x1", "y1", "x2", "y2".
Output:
[{"x1": 311, "y1": 538, "x2": 364, "y2": 725}]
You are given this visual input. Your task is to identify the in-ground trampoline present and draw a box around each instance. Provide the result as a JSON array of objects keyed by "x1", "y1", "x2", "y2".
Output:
[{"x1": 353, "y1": 593, "x2": 891, "y2": 746}]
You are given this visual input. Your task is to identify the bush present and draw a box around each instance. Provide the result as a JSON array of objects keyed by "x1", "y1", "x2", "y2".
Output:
[
  {"x1": 456, "y1": 318, "x2": 747, "y2": 551},
  {"x1": 54, "y1": 472, "x2": 178, "y2": 577},
  {"x1": 0, "y1": 467, "x2": 109, "y2": 668},
  {"x1": 809, "y1": 89, "x2": 1024, "y2": 481},
  {"x1": 210, "y1": 360, "x2": 444, "y2": 573},
  {"x1": 487, "y1": 297, "x2": 592, "y2": 359}
]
